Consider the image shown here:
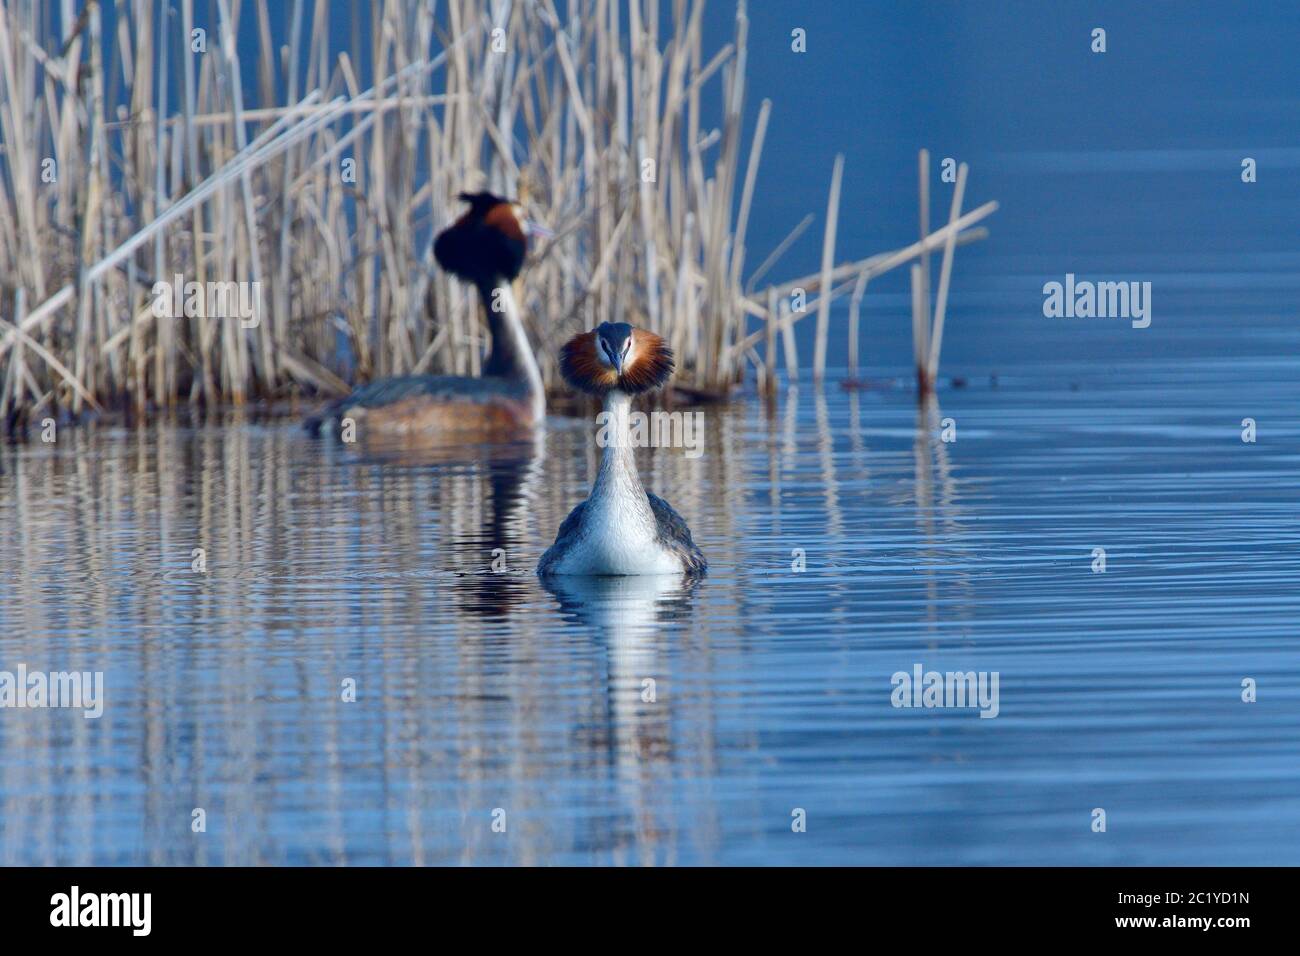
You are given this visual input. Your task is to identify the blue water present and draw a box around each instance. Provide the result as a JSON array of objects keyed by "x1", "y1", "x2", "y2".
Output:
[{"x1": 1, "y1": 349, "x2": 1297, "y2": 864}]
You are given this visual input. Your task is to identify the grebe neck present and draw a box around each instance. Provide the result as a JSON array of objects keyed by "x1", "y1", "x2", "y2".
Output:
[
  {"x1": 480, "y1": 279, "x2": 545, "y2": 421},
  {"x1": 592, "y1": 390, "x2": 652, "y2": 514}
]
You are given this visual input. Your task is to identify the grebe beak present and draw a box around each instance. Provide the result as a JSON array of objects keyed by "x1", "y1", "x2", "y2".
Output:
[
  {"x1": 524, "y1": 220, "x2": 555, "y2": 239},
  {"x1": 603, "y1": 340, "x2": 623, "y2": 374}
]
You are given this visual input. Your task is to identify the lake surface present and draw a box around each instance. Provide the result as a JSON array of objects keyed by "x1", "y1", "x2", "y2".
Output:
[{"x1": 2, "y1": 346, "x2": 1297, "y2": 865}]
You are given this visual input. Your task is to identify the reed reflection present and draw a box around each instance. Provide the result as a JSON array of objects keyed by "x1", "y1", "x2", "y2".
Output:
[{"x1": 913, "y1": 393, "x2": 973, "y2": 638}]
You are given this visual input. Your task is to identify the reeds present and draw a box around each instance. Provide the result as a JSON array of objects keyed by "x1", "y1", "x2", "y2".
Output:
[{"x1": 0, "y1": 0, "x2": 995, "y2": 420}]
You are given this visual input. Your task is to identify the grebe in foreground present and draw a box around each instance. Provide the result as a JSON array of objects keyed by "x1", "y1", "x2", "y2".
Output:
[
  {"x1": 537, "y1": 322, "x2": 707, "y2": 577},
  {"x1": 306, "y1": 191, "x2": 546, "y2": 438}
]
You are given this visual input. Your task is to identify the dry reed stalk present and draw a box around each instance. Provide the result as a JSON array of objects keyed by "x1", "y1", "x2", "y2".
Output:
[
  {"x1": 763, "y1": 285, "x2": 777, "y2": 396},
  {"x1": 731, "y1": 204, "x2": 997, "y2": 356},
  {"x1": 762, "y1": 202, "x2": 996, "y2": 302},
  {"x1": 847, "y1": 268, "x2": 869, "y2": 379},
  {"x1": 0, "y1": 0, "x2": 994, "y2": 418},
  {"x1": 3, "y1": 286, "x2": 25, "y2": 415},
  {"x1": 927, "y1": 161, "x2": 968, "y2": 384},
  {"x1": 779, "y1": 297, "x2": 798, "y2": 383},
  {"x1": 812, "y1": 153, "x2": 843, "y2": 383},
  {"x1": 910, "y1": 263, "x2": 926, "y2": 387},
  {"x1": 917, "y1": 148, "x2": 930, "y2": 355}
]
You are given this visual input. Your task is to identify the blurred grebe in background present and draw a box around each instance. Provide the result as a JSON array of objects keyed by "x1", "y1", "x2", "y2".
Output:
[
  {"x1": 306, "y1": 191, "x2": 548, "y2": 438},
  {"x1": 537, "y1": 322, "x2": 706, "y2": 576}
]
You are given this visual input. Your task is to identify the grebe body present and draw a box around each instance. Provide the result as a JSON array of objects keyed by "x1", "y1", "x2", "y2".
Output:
[
  {"x1": 538, "y1": 323, "x2": 706, "y2": 577},
  {"x1": 306, "y1": 192, "x2": 544, "y2": 438},
  {"x1": 312, "y1": 371, "x2": 538, "y2": 438}
]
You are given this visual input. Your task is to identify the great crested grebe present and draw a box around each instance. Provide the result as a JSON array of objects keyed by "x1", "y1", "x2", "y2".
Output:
[
  {"x1": 537, "y1": 322, "x2": 707, "y2": 577},
  {"x1": 306, "y1": 191, "x2": 546, "y2": 438}
]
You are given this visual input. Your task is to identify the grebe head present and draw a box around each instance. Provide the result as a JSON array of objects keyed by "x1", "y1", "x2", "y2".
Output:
[
  {"x1": 558, "y1": 322, "x2": 675, "y2": 396},
  {"x1": 453, "y1": 191, "x2": 552, "y2": 239},
  {"x1": 456, "y1": 190, "x2": 511, "y2": 214},
  {"x1": 436, "y1": 191, "x2": 550, "y2": 285}
]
